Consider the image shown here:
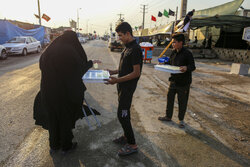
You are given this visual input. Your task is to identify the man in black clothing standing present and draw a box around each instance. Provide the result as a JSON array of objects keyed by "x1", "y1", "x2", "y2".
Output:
[
  {"x1": 106, "y1": 22, "x2": 143, "y2": 156},
  {"x1": 158, "y1": 34, "x2": 196, "y2": 128}
]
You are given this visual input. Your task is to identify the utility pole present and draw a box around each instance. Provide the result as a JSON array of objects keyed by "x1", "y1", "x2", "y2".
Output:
[
  {"x1": 140, "y1": 4, "x2": 148, "y2": 29},
  {"x1": 180, "y1": 0, "x2": 187, "y2": 19},
  {"x1": 117, "y1": 13, "x2": 124, "y2": 23},
  {"x1": 77, "y1": 8, "x2": 81, "y2": 33},
  {"x1": 175, "y1": 6, "x2": 178, "y2": 22},
  {"x1": 117, "y1": 13, "x2": 124, "y2": 21},
  {"x1": 37, "y1": 0, "x2": 41, "y2": 25},
  {"x1": 172, "y1": 6, "x2": 178, "y2": 35}
]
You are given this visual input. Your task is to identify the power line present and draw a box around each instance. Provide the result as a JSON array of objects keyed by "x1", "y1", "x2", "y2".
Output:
[{"x1": 148, "y1": 0, "x2": 171, "y2": 10}]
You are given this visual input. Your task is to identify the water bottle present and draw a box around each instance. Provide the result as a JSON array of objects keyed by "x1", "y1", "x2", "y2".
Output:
[{"x1": 93, "y1": 63, "x2": 98, "y2": 69}]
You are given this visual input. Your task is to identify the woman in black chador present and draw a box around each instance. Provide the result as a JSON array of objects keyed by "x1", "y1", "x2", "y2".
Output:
[{"x1": 34, "y1": 31, "x2": 100, "y2": 154}]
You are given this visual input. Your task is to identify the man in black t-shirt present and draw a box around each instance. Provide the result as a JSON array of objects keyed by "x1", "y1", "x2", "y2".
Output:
[
  {"x1": 106, "y1": 22, "x2": 143, "y2": 156},
  {"x1": 158, "y1": 34, "x2": 196, "y2": 128}
]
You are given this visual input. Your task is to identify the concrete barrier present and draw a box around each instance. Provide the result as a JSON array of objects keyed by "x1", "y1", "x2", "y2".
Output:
[
  {"x1": 213, "y1": 48, "x2": 250, "y2": 65},
  {"x1": 230, "y1": 63, "x2": 250, "y2": 75}
]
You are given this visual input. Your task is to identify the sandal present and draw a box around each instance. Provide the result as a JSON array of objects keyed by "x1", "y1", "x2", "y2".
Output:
[
  {"x1": 158, "y1": 116, "x2": 171, "y2": 121},
  {"x1": 113, "y1": 136, "x2": 127, "y2": 145},
  {"x1": 179, "y1": 121, "x2": 185, "y2": 128},
  {"x1": 118, "y1": 144, "x2": 138, "y2": 156}
]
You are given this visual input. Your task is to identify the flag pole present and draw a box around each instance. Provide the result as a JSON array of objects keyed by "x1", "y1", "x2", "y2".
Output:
[
  {"x1": 171, "y1": 6, "x2": 178, "y2": 35},
  {"x1": 77, "y1": 8, "x2": 82, "y2": 33},
  {"x1": 175, "y1": 6, "x2": 178, "y2": 25}
]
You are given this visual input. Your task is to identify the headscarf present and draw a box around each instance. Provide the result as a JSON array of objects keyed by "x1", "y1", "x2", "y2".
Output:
[
  {"x1": 39, "y1": 30, "x2": 93, "y2": 104},
  {"x1": 35, "y1": 31, "x2": 93, "y2": 130},
  {"x1": 40, "y1": 31, "x2": 88, "y2": 70}
]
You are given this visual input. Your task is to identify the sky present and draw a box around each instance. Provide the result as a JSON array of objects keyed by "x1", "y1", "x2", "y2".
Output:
[{"x1": 0, "y1": 0, "x2": 249, "y2": 35}]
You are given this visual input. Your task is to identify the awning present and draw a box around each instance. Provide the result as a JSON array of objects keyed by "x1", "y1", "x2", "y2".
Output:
[
  {"x1": 190, "y1": 15, "x2": 250, "y2": 29},
  {"x1": 0, "y1": 20, "x2": 45, "y2": 45},
  {"x1": 134, "y1": 22, "x2": 173, "y2": 37},
  {"x1": 194, "y1": 0, "x2": 244, "y2": 17}
]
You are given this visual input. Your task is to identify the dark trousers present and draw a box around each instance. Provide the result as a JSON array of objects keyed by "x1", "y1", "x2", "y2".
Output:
[
  {"x1": 166, "y1": 82, "x2": 190, "y2": 121},
  {"x1": 48, "y1": 106, "x2": 73, "y2": 151},
  {"x1": 117, "y1": 86, "x2": 136, "y2": 145}
]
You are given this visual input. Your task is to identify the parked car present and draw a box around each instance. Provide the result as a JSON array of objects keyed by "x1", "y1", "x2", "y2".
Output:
[
  {"x1": 3, "y1": 36, "x2": 41, "y2": 56},
  {"x1": 0, "y1": 45, "x2": 7, "y2": 60}
]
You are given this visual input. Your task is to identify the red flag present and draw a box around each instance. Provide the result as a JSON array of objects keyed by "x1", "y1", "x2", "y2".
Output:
[
  {"x1": 42, "y1": 14, "x2": 51, "y2": 22},
  {"x1": 151, "y1": 15, "x2": 156, "y2": 22}
]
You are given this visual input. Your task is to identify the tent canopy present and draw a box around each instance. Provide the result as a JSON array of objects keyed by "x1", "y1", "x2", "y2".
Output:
[
  {"x1": 0, "y1": 20, "x2": 45, "y2": 45},
  {"x1": 190, "y1": 15, "x2": 250, "y2": 29},
  {"x1": 134, "y1": 22, "x2": 173, "y2": 37},
  {"x1": 194, "y1": 0, "x2": 244, "y2": 17}
]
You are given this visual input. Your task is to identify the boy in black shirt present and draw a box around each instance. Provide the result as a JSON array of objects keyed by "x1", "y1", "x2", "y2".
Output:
[
  {"x1": 158, "y1": 34, "x2": 196, "y2": 128},
  {"x1": 106, "y1": 22, "x2": 143, "y2": 156}
]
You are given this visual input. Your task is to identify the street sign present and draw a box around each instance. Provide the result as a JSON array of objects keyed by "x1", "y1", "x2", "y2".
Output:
[{"x1": 242, "y1": 27, "x2": 250, "y2": 42}]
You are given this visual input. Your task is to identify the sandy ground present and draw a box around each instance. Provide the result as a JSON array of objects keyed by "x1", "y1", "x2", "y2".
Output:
[
  {"x1": 0, "y1": 40, "x2": 249, "y2": 167},
  {"x1": 132, "y1": 56, "x2": 250, "y2": 166}
]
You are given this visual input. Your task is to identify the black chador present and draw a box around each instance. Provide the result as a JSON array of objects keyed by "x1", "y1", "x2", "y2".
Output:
[{"x1": 34, "y1": 31, "x2": 99, "y2": 152}]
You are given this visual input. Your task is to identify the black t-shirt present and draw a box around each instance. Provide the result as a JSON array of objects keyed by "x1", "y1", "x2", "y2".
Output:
[
  {"x1": 118, "y1": 40, "x2": 143, "y2": 89},
  {"x1": 166, "y1": 47, "x2": 196, "y2": 86}
]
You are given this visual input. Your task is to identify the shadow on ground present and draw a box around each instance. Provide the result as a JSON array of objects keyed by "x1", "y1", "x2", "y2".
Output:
[
  {"x1": 159, "y1": 120, "x2": 250, "y2": 167},
  {"x1": 49, "y1": 92, "x2": 180, "y2": 167},
  {"x1": 50, "y1": 119, "x2": 181, "y2": 167}
]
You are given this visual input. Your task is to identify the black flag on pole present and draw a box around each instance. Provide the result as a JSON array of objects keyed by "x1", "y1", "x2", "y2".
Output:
[
  {"x1": 158, "y1": 11, "x2": 163, "y2": 17},
  {"x1": 169, "y1": 9, "x2": 175, "y2": 16}
]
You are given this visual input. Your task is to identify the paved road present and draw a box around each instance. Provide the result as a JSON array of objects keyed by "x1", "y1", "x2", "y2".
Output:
[{"x1": 0, "y1": 40, "x2": 249, "y2": 167}]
